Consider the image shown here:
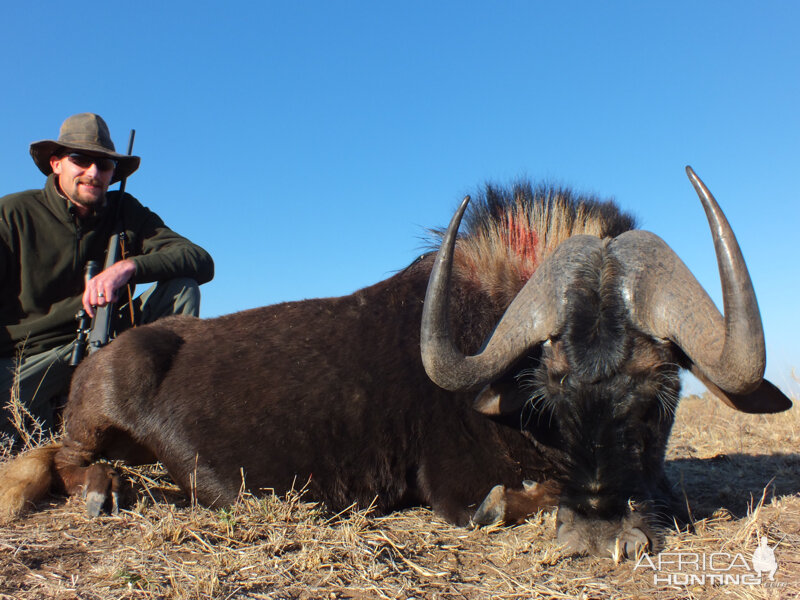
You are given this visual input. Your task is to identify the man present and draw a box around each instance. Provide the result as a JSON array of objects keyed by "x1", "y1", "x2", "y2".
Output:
[{"x1": 0, "y1": 113, "x2": 214, "y2": 441}]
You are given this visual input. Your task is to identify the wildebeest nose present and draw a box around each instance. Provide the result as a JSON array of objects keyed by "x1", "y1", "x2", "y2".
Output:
[{"x1": 607, "y1": 527, "x2": 650, "y2": 562}]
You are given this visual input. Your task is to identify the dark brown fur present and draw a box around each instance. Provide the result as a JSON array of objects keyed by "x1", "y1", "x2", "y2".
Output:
[{"x1": 56, "y1": 254, "x2": 558, "y2": 524}]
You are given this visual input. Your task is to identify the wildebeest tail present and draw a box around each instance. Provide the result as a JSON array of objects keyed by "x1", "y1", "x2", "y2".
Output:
[{"x1": 0, "y1": 442, "x2": 60, "y2": 523}]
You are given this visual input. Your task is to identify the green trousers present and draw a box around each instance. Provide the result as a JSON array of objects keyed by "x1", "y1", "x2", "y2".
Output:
[{"x1": 0, "y1": 278, "x2": 201, "y2": 440}]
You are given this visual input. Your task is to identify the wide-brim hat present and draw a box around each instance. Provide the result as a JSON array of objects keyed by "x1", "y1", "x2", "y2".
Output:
[{"x1": 29, "y1": 113, "x2": 140, "y2": 184}]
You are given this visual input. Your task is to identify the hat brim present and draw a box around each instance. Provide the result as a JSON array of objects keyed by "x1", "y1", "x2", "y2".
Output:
[{"x1": 30, "y1": 140, "x2": 140, "y2": 184}]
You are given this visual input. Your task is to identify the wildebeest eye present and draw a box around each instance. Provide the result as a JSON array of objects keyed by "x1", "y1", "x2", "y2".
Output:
[{"x1": 622, "y1": 430, "x2": 645, "y2": 455}]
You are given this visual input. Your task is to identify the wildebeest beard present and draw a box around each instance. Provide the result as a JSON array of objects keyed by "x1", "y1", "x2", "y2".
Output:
[{"x1": 514, "y1": 251, "x2": 683, "y2": 556}]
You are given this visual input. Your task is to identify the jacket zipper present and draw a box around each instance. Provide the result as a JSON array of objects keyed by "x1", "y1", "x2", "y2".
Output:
[{"x1": 73, "y1": 219, "x2": 83, "y2": 274}]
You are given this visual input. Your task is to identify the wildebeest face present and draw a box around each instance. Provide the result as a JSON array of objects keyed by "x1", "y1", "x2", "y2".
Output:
[
  {"x1": 527, "y1": 336, "x2": 682, "y2": 556},
  {"x1": 471, "y1": 333, "x2": 683, "y2": 557}
]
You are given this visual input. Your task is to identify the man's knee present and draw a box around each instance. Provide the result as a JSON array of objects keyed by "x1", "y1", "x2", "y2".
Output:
[
  {"x1": 138, "y1": 278, "x2": 202, "y2": 324},
  {"x1": 168, "y1": 277, "x2": 201, "y2": 317}
]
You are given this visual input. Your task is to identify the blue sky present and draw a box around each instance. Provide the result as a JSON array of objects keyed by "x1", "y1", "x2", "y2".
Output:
[{"x1": 2, "y1": 2, "x2": 798, "y2": 397}]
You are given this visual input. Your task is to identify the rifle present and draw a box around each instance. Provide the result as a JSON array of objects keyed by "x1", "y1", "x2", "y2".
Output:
[
  {"x1": 69, "y1": 260, "x2": 101, "y2": 366},
  {"x1": 69, "y1": 129, "x2": 136, "y2": 366}
]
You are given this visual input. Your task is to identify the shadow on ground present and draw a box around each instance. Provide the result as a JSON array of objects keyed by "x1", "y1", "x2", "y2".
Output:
[{"x1": 666, "y1": 452, "x2": 800, "y2": 519}]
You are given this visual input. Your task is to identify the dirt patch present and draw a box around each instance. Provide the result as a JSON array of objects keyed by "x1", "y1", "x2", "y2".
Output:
[{"x1": 1, "y1": 395, "x2": 798, "y2": 599}]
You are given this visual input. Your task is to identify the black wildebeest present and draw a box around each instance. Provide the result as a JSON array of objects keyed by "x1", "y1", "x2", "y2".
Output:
[{"x1": 0, "y1": 167, "x2": 790, "y2": 558}]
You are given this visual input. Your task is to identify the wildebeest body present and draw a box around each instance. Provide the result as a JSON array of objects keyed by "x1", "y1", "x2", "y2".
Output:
[{"x1": 61, "y1": 253, "x2": 553, "y2": 524}]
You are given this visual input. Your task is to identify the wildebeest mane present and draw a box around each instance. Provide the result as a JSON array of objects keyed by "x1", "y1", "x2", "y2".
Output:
[
  {"x1": 463, "y1": 180, "x2": 636, "y2": 240},
  {"x1": 428, "y1": 181, "x2": 638, "y2": 308}
]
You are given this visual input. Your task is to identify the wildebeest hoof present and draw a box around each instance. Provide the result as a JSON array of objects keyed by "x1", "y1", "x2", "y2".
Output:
[
  {"x1": 472, "y1": 480, "x2": 559, "y2": 528},
  {"x1": 85, "y1": 491, "x2": 106, "y2": 517},
  {"x1": 82, "y1": 463, "x2": 120, "y2": 517},
  {"x1": 472, "y1": 484, "x2": 506, "y2": 527}
]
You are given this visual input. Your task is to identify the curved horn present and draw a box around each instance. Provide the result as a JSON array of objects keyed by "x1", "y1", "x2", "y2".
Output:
[
  {"x1": 613, "y1": 167, "x2": 765, "y2": 394},
  {"x1": 420, "y1": 196, "x2": 602, "y2": 391}
]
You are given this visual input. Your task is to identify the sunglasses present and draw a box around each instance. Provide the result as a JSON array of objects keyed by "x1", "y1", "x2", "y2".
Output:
[{"x1": 65, "y1": 153, "x2": 117, "y2": 172}]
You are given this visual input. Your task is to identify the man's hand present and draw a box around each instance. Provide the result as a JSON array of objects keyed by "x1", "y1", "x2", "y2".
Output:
[{"x1": 82, "y1": 259, "x2": 136, "y2": 317}]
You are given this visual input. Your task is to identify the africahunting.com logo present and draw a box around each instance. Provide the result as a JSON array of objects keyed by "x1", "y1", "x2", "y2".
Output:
[{"x1": 634, "y1": 537, "x2": 784, "y2": 587}]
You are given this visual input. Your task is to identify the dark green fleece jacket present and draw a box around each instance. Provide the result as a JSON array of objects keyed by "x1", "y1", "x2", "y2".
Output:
[{"x1": 0, "y1": 175, "x2": 214, "y2": 358}]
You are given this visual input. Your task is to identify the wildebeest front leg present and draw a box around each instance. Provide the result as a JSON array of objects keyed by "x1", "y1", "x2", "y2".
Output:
[
  {"x1": 55, "y1": 328, "x2": 163, "y2": 517},
  {"x1": 54, "y1": 443, "x2": 121, "y2": 516},
  {"x1": 472, "y1": 480, "x2": 560, "y2": 526}
]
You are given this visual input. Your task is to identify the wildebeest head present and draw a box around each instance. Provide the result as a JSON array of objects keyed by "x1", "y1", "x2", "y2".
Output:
[{"x1": 420, "y1": 167, "x2": 791, "y2": 558}]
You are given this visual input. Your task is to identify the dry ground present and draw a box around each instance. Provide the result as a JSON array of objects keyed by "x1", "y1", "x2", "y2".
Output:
[{"x1": 0, "y1": 393, "x2": 798, "y2": 600}]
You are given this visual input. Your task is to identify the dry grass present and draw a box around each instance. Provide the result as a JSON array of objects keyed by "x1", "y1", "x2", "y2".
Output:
[
  {"x1": 1, "y1": 391, "x2": 798, "y2": 599},
  {"x1": 0, "y1": 349, "x2": 53, "y2": 456}
]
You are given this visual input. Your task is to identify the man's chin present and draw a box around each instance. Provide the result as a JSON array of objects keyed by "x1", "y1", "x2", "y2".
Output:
[{"x1": 74, "y1": 195, "x2": 106, "y2": 211}]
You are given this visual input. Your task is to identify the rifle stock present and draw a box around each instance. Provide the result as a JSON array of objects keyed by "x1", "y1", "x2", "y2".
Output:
[{"x1": 85, "y1": 233, "x2": 122, "y2": 353}]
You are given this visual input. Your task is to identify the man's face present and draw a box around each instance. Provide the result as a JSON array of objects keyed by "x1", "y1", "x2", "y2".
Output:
[{"x1": 50, "y1": 153, "x2": 115, "y2": 214}]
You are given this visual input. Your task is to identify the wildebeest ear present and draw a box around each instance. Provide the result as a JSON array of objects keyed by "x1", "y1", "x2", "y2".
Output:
[
  {"x1": 473, "y1": 381, "x2": 529, "y2": 416},
  {"x1": 690, "y1": 366, "x2": 793, "y2": 414}
]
